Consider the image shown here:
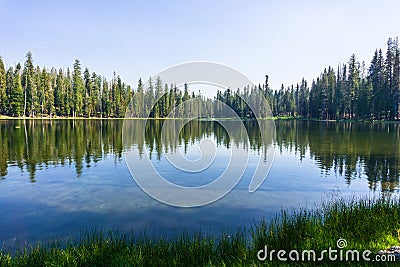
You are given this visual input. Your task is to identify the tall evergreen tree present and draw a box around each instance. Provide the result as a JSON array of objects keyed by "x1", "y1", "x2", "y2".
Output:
[
  {"x1": 54, "y1": 69, "x2": 64, "y2": 116},
  {"x1": 91, "y1": 72, "x2": 101, "y2": 117},
  {"x1": 101, "y1": 77, "x2": 111, "y2": 117},
  {"x1": 0, "y1": 57, "x2": 6, "y2": 115},
  {"x1": 22, "y1": 52, "x2": 35, "y2": 117},
  {"x1": 10, "y1": 64, "x2": 24, "y2": 116},
  {"x1": 347, "y1": 54, "x2": 360, "y2": 118},
  {"x1": 393, "y1": 41, "x2": 400, "y2": 119},
  {"x1": 72, "y1": 60, "x2": 84, "y2": 117},
  {"x1": 298, "y1": 78, "x2": 308, "y2": 117},
  {"x1": 83, "y1": 68, "x2": 91, "y2": 117},
  {"x1": 64, "y1": 68, "x2": 73, "y2": 116}
]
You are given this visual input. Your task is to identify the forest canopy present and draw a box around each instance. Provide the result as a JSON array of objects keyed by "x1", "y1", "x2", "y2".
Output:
[{"x1": 0, "y1": 37, "x2": 398, "y2": 120}]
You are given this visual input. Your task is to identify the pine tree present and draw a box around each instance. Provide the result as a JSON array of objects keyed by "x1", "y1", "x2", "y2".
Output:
[
  {"x1": 168, "y1": 83, "x2": 175, "y2": 116},
  {"x1": 83, "y1": 68, "x2": 91, "y2": 117},
  {"x1": 5, "y1": 67, "x2": 14, "y2": 115},
  {"x1": 369, "y1": 49, "x2": 385, "y2": 119},
  {"x1": 385, "y1": 37, "x2": 399, "y2": 120},
  {"x1": 0, "y1": 57, "x2": 6, "y2": 115},
  {"x1": 54, "y1": 69, "x2": 64, "y2": 116},
  {"x1": 298, "y1": 78, "x2": 308, "y2": 117},
  {"x1": 327, "y1": 67, "x2": 336, "y2": 119},
  {"x1": 115, "y1": 75, "x2": 123, "y2": 117},
  {"x1": 91, "y1": 72, "x2": 101, "y2": 117},
  {"x1": 163, "y1": 83, "x2": 170, "y2": 117},
  {"x1": 145, "y1": 76, "x2": 154, "y2": 117},
  {"x1": 10, "y1": 64, "x2": 24, "y2": 116},
  {"x1": 101, "y1": 77, "x2": 110, "y2": 117},
  {"x1": 134, "y1": 78, "x2": 144, "y2": 117},
  {"x1": 347, "y1": 54, "x2": 360, "y2": 118},
  {"x1": 72, "y1": 60, "x2": 84, "y2": 117},
  {"x1": 154, "y1": 76, "x2": 163, "y2": 118},
  {"x1": 46, "y1": 68, "x2": 55, "y2": 116},
  {"x1": 64, "y1": 68, "x2": 73, "y2": 116},
  {"x1": 22, "y1": 52, "x2": 35, "y2": 117},
  {"x1": 393, "y1": 40, "x2": 400, "y2": 119},
  {"x1": 38, "y1": 68, "x2": 50, "y2": 116},
  {"x1": 385, "y1": 38, "x2": 394, "y2": 119}
]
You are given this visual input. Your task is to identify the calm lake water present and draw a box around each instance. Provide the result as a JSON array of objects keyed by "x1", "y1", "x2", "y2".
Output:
[{"x1": 0, "y1": 119, "x2": 399, "y2": 248}]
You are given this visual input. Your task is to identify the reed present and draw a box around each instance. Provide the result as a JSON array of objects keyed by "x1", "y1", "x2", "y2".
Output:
[{"x1": 1, "y1": 196, "x2": 399, "y2": 266}]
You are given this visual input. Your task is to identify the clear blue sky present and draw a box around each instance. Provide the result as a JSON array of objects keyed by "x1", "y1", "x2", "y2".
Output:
[{"x1": 0, "y1": 0, "x2": 399, "y2": 92}]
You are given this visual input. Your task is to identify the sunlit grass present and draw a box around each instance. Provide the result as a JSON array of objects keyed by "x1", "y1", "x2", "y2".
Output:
[{"x1": 1, "y1": 196, "x2": 399, "y2": 266}]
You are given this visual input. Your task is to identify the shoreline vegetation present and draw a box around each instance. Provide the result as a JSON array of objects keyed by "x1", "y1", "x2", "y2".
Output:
[
  {"x1": 1, "y1": 197, "x2": 400, "y2": 266},
  {"x1": 0, "y1": 37, "x2": 400, "y2": 121},
  {"x1": 1, "y1": 115, "x2": 399, "y2": 123}
]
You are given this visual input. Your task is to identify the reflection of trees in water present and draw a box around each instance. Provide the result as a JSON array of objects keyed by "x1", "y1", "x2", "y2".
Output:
[
  {"x1": 0, "y1": 120, "x2": 125, "y2": 181},
  {"x1": 1, "y1": 120, "x2": 399, "y2": 192},
  {"x1": 126, "y1": 120, "x2": 271, "y2": 161},
  {"x1": 275, "y1": 120, "x2": 400, "y2": 192}
]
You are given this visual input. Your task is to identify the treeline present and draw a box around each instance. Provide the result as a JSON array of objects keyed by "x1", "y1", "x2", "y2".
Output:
[
  {"x1": 268, "y1": 37, "x2": 400, "y2": 120},
  {"x1": 179, "y1": 37, "x2": 400, "y2": 121},
  {"x1": 0, "y1": 52, "x2": 215, "y2": 118},
  {"x1": 0, "y1": 37, "x2": 399, "y2": 119},
  {"x1": 0, "y1": 53, "x2": 133, "y2": 118}
]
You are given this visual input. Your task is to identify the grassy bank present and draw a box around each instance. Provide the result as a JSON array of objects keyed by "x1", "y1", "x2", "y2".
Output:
[{"x1": 1, "y1": 197, "x2": 400, "y2": 266}]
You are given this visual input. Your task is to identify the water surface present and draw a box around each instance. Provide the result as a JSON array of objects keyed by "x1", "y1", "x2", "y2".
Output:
[{"x1": 0, "y1": 119, "x2": 399, "y2": 248}]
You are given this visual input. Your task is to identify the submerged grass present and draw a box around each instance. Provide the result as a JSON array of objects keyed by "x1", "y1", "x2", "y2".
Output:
[{"x1": 1, "y1": 196, "x2": 400, "y2": 266}]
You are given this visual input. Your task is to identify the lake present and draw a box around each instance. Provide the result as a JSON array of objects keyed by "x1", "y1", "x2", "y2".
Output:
[{"x1": 0, "y1": 119, "x2": 399, "y2": 249}]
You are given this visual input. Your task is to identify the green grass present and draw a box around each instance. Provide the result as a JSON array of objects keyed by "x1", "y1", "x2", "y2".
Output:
[{"x1": 1, "y1": 197, "x2": 400, "y2": 266}]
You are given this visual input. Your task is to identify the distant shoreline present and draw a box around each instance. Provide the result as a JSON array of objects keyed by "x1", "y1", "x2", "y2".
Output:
[{"x1": 1, "y1": 115, "x2": 399, "y2": 123}]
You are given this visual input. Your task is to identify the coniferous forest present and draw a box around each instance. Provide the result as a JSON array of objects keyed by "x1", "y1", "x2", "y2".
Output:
[{"x1": 0, "y1": 37, "x2": 399, "y2": 120}]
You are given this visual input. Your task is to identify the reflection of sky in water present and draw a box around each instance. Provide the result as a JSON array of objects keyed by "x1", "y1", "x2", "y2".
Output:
[
  {"x1": 153, "y1": 138, "x2": 231, "y2": 187},
  {"x1": 0, "y1": 140, "x2": 397, "y2": 249}
]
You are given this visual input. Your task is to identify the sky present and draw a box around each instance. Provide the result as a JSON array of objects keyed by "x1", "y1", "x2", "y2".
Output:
[{"x1": 0, "y1": 0, "x2": 399, "y2": 95}]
